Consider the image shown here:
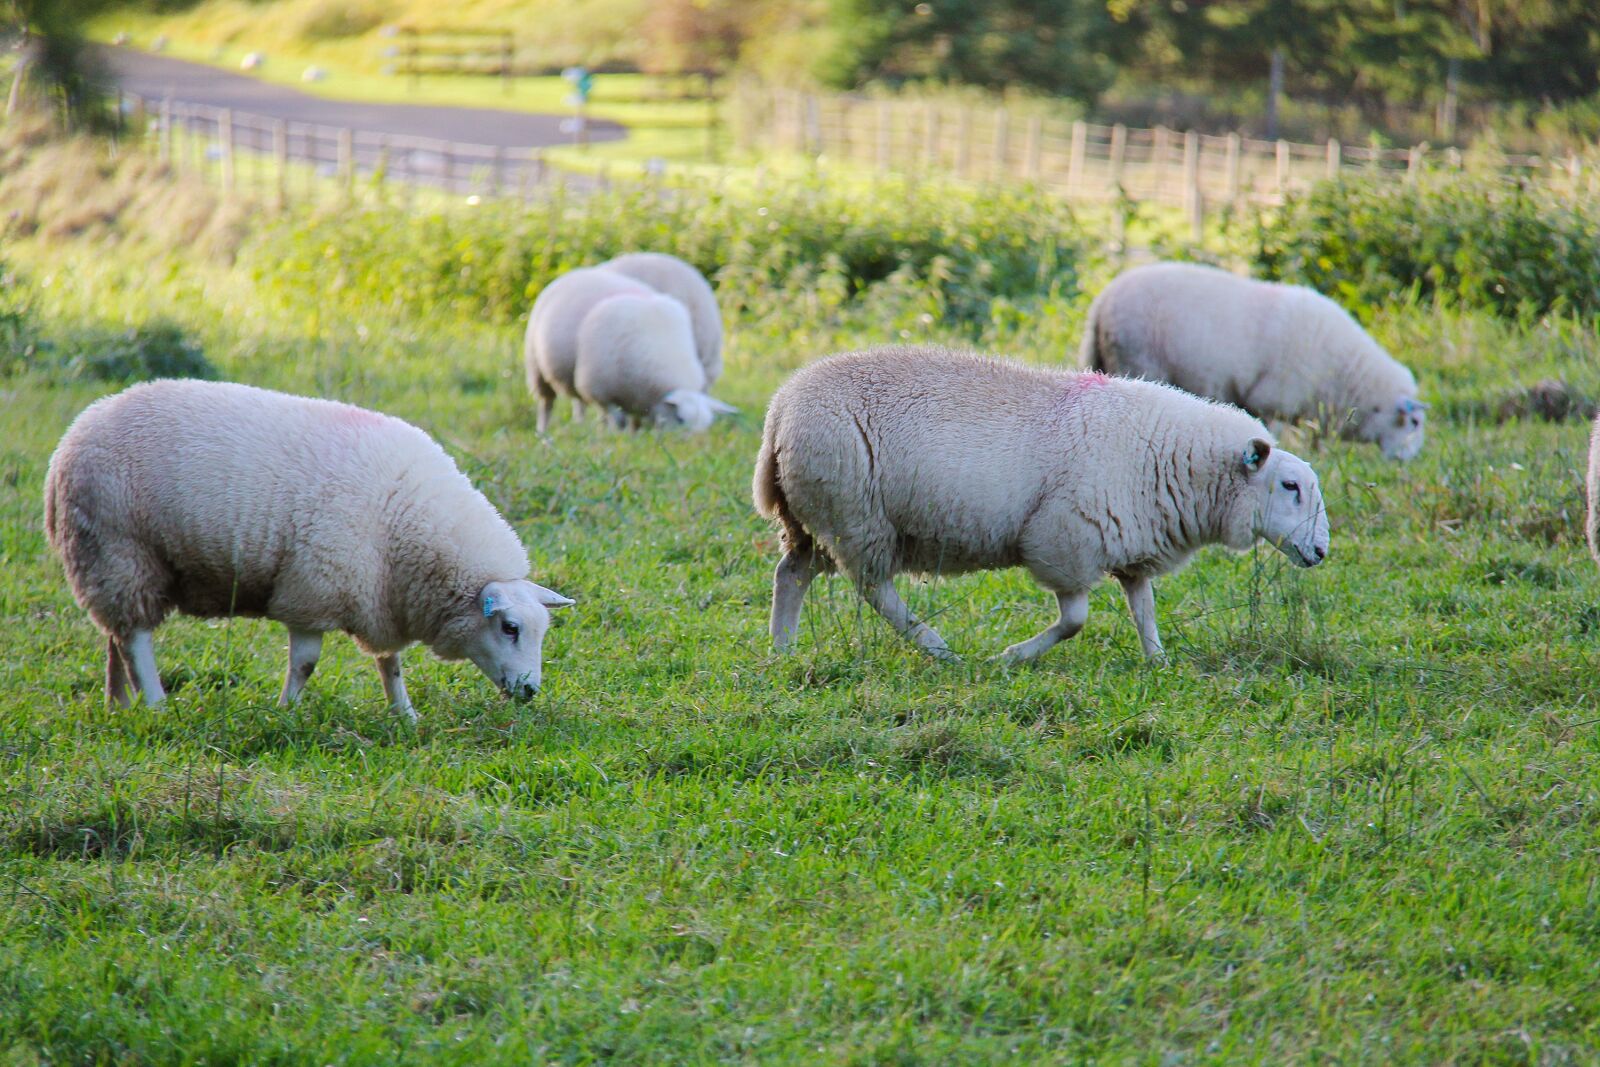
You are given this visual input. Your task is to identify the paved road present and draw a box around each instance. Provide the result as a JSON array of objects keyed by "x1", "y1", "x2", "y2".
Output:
[{"x1": 95, "y1": 47, "x2": 626, "y2": 149}]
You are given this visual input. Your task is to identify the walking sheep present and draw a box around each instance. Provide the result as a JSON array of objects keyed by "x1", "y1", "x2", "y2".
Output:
[
  {"x1": 753, "y1": 346, "x2": 1329, "y2": 662},
  {"x1": 45, "y1": 380, "x2": 574, "y2": 721},
  {"x1": 600, "y1": 252, "x2": 724, "y2": 387},
  {"x1": 525, "y1": 266, "x2": 655, "y2": 432},
  {"x1": 1080, "y1": 261, "x2": 1426, "y2": 461}
]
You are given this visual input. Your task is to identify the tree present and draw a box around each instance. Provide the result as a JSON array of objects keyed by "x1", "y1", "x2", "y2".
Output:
[{"x1": 816, "y1": 0, "x2": 1130, "y2": 102}]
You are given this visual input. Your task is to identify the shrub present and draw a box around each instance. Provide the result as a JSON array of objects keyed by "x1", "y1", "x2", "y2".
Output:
[
  {"x1": 246, "y1": 175, "x2": 1089, "y2": 333},
  {"x1": 1249, "y1": 176, "x2": 1600, "y2": 320}
]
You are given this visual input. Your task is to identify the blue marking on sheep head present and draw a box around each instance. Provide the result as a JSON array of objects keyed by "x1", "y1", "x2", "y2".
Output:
[{"x1": 483, "y1": 595, "x2": 497, "y2": 617}]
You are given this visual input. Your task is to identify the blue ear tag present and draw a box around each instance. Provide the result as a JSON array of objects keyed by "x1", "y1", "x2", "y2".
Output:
[
  {"x1": 1244, "y1": 449, "x2": 1260, "y2": 467},
  {"x1": 483, "y1": 595, "x2": 496, "y2": 617}
]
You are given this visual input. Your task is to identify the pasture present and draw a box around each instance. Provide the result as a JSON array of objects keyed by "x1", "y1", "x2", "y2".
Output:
[{"x1": 1, "y1": 177, "x2": 1599, "y2": 1064}]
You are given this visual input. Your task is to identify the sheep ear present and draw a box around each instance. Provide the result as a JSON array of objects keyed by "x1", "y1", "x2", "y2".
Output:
[
  {"x1": 1242, "y1": 438, "x2": 1272, "y2": 473},
  {"x1": 661, "y1": 389, "x2": 696, "y2": 418},
  {"x1": 530, "y1": 583, "x2": 575, "y2": 609},
  {"x1": 706, "y1": 397, "x2": 739, "y2": 417}
]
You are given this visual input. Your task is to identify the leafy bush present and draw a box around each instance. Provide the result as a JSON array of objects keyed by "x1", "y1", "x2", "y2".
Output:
[
  {"x1": 1250, "y1": 176, "x2": 1600, "y2": 320},
  {"x1": 247, "y1": 176, "x2": 1089, "y2": 333},
  {"x1": 0, "y1": 300, "x2": 217, "y2": 384}
]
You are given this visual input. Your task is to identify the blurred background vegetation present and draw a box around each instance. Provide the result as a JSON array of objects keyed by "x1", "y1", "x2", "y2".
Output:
[{"x1": 14, "y1": 0, "x2": 1592, "y2": 150}]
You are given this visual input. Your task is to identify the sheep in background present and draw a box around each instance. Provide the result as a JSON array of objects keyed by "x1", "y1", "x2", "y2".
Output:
[
  {"x1": 45, "y1": 380, "x2": 573, "y2": 721},
  {"x1": 525, "y1": 267, "x2": 655, "y2": 432},
  {"x1": 1080, "y1": 261, "x2": 1426, "y2": 461},
  {"x1": 575, "y1": 291, "x2": 736, "y2": 432},
  {"x1": 754, "y1": 346, "x2": 1328, "y2": 662},
  {"x1": 600, "y1": 252, "x2": 724, "y2": 387}
]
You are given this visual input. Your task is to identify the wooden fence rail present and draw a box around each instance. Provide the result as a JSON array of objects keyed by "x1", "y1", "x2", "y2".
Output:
[{"x1": 734, "y1": 85, "x2": 1599, "y2": 219}]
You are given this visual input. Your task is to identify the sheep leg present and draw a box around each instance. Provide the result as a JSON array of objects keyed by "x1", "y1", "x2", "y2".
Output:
[
  {"x1": 124, "y1": 629, "x2": 166, "y2": 706},
  {"x1": 535, "y1": 380, "x2": 557, "y2": 434},
  {"x1": 770, "y1": 547, "x2": 823, "y2": 651},
  {"x1": 279, "y1": 630, "x2": 323, "y2": 706},
  {"x1": 106, "y1": 635, "x2": 132, "y2": 708},
  {"x1": 1119, "y1": 575, "x2": 1166, "y2": 660},
  {"x1": 571, "y1": 398, "x2": 586, "y2": 423},
  {"x1": 861, "y1": 579, "x2": 958, "y2": 662},
  {"x1": 375, "y1": 652, "x2": 418, "y2": 724},
  {"x1": 999, "y1": 590, "x2": 1089, "y2": 665}
]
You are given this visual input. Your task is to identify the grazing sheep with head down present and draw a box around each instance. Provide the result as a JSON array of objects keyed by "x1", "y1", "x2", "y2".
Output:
[
  {"x1": 525, "y1": 266, "x2": 654, "y2": 432},
  {"x1": 45, "y1": 379, "x2": 573, "y2": 721},
  {"x1": 753, "y1": 346, "x2": 1329, "y2": 662},
  {"x1": 574, "y1": 290, "x2": 736, "y2": 432},
  {"x1": 600, "y1": 252, "x2": 724, "y2": 387},
  {"x1": 1081, "y1": 261, "x2": 1426, "y2": 461}
]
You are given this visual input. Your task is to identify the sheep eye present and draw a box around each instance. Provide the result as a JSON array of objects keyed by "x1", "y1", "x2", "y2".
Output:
[
  {"x1": 500, "y1": 619, "x2": 521, "y2": 641},
  {"x1": 1280, "y1": 480, "x2": 1299, "y2": 493}
]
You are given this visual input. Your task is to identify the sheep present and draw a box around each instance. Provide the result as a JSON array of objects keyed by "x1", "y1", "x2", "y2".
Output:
[
  {"x1": 600, "y1": 252, "x2": 724, "y2": 387},
  {"x1": 1080, "y1": 261, "x2": 1426, "y2": 461},
  {"x1": 573, "y1": 290, "x2": 736, "y2": 432},
  {"x1": 44, "y1": 379, "x2": 574, "y2": 721},
  {"x1": 525, "y1": 267, "x2": 655, "y2": 432},
  {"x1": 753, "y1": 345, "x2": 1329, "y2": 663}
]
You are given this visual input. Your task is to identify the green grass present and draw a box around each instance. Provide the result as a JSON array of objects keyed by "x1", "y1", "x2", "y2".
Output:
[{"x1": 3, "y1": 203, "x2": 1600, "y2": 1064}]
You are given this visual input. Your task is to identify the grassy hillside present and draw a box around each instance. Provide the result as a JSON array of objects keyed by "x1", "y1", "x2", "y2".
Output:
[{"x1": 2, "y1": 136, "x2": 1599, "y2": 1061}]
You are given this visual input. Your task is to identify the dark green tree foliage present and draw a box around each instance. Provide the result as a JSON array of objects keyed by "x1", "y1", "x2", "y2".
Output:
[
  {"x1": 819, "y1": 0, "x2": 1128, "y2": 101},
  {"x1": 1117, "y1": 0, "x2": 1599, "y2": 110},
  {"x1": 6, "y1": 0, "x2": 120, "y2": 127}
]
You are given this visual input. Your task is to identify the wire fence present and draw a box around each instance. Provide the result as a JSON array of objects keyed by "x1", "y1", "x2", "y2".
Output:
[
  {"x1": 733, "y1": 85, "x2": 1600, "y2": 227},
  {"x1": 109, "y1": 91, "x2": 607, "y2": 209}
]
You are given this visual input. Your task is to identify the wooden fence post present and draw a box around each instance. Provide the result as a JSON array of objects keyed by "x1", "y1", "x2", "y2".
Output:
[
  {"x1": 1152, "y1": 126, "x2": 1171, "y2": 197},
  {"x1": 1225, "y1": 132, "x2": 1241, "y2": 202},
  {"x1": 1275, "y1": 139, "x2": 1290, "y2": 199},
  {"x1": 1325, "y1": 138, "x2": 1341, "y2": 180},
  {"x1": 338, "y1": 127, "x2": 354, "y2": 197},
  {"x1": 1024, "y1": 117, "x2": 1043, "y2": 181},
  {"x1": 877, "y1": 102, "x2": 892, "y2": 173},
  {"x1": 1183, "y1": 131, "x2": 1202, "y2": 240},
  {"x1": 1109, "y1": 124, "x2": 1127, "y2": 189},
  {"x1": 1406, "y1": 142, "x2": 1426, "y2": 181},
  {"x1": 991, "y1": 107, "x2": 1009, "y2": 181},
  {"x1": 492, "y1": 144, "x2": 504, "y2": 197},
  {"x1": 805, "y1": 94, "x2": 821, "y2": 156},
  {"x1": 272, "y1": 120, "x2": 287, "y2": 209},
  {"x1": 159, "y1": 97, "x2": 172, "y2": 164},
  {"x1": 956, "y1": 108, "x2": 973, "y2": 178},
  {"x1": 924, "y1": 105, "x2": 940, "y2": 171},
  {"x1": 1067, "y1": 120, "x2": 1087, "y2": 195},
  {"x1": 219, "y1": 108, "x2": 235, "y2": 193}
]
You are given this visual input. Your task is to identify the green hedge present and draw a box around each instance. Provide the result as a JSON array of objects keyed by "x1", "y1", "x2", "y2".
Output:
[
  {"x1": 247, "y1": 175, "x2": 1088, "y2": 331},
  {"x1": 1250, "y1": 176, "x2": 1600, "y2": 319}
]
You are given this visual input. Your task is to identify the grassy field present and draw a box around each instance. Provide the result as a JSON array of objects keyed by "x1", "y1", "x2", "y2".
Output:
[{"x1": 3, "y1": 171, "x2": 1600, "y2": 1064}]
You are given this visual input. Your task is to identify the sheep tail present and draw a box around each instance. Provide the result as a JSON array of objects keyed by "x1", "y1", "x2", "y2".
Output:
[
  {"x1": 753, "y1": 419, "x2": 813, "y2": 557},
  {"x1": 1078, "y1": 296, "x2": 1107, "y2": 371}
]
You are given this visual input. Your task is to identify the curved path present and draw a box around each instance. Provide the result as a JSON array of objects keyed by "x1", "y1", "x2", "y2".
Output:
[{"x1": 95, "y1": 47, "x2": 627, "y2": 149}]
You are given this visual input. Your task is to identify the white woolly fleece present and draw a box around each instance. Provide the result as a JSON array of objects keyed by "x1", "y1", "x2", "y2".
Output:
[
  {"x1": 601, "y1": 251, "x2": 724, "y2": 387},
  {"x1": 1081, "y1": 261, "x2": 1423, "y2": 458},
  {"x1": 44, "y1": 379, "x2": 530, "y2": 655}
]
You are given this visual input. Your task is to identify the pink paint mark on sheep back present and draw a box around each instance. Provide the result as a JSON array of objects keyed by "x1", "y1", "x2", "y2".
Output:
[{"x1": 1061, "y1": 371, "x2": 1111, "y2": 406}]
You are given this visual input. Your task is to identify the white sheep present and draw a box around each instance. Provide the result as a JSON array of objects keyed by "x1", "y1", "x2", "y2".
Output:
[
  {"x1": 574, "y1": 290, "x2": 736, "y2": 432},
  {"x1": 600, "y1": 252, "x2": 723, "y2": 387},
  {"x1": 753, "y1": 346, "x2": 1329, "y2": 662},
  {"x1": 525, "y1": 267, "x2": 655, "y2": 432},
  {"x1": 44, "y1": 379, "x2": 574, "y2": 721},
  {"x1": 1080, "y1": 261, "x2": 1426, "y2": 461}
]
